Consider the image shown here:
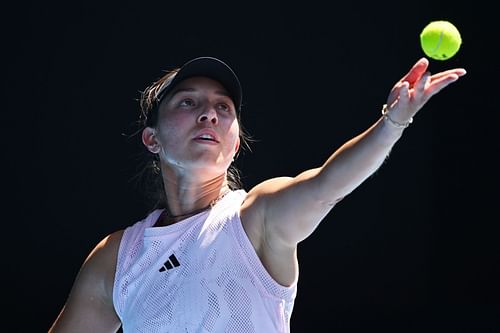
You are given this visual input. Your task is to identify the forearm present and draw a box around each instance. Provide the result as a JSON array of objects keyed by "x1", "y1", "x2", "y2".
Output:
[
  {"x1": 316, "y1": 114, "x2": 406, "y2": 201},
  {"x1": 257, "y1": 58, "x2": 465, "y2": 246}
]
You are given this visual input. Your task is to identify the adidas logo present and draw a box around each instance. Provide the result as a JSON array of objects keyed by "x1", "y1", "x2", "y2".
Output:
[{"x1": 159, "y1": 254, "x2": 180, "y2": 272}]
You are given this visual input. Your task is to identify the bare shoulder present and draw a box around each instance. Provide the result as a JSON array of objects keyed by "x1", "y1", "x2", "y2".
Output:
[
  {"x1": 48, "y1": 230, "x2": 125, "y2": 332},
  {"x1": 85, "y1": 229, "x2": 125, "y2": 291},
  {"x1": 89, "y1": 229, "x2": 125, "y2": 265},
  {"x1": 241, "y1": 177, "x2": 294, "y2": 210},
  {"x1": 241, "y1": 175, "x2": 295, "y2": 215},
  {"x1": 240, "y1": 177, "x2": 294, "y2": 237},
  {"x1": 76, "y1": 229, "x2": 125, "y2": 296}
]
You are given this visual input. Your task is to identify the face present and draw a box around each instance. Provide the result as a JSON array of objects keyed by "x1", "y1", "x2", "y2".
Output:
[{"x1": 143, "y1": 76, "x2": 240, "y2": 177}]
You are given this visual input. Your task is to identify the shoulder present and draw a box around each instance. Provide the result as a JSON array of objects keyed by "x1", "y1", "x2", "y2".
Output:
[
  {"x1": 88, "y1": 229, "x2": 124, "y2": 273},
  {"x1": 239, "y1": 177, "x2": 293, "y2": 248},
  {"x1": 80, "y1": 230, "x2": 125, "y2": 299},
  {"x1": 48, "y1": 230, "x2": 125, "y2": 332},
  {"x1": 242, "y1": 177, "x2": 294, "y2": 207},
  {"x1": 86, "y1": 230, "x2": 124, "y2": 265},
  {"x1": 240, "y1": 177, "x2": 294, "y2": 217}
]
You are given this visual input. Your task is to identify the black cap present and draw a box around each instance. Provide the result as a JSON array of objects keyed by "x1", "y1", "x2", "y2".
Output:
[{"x1": 156, "y1": 57, "x2": 242, "y2": 111}]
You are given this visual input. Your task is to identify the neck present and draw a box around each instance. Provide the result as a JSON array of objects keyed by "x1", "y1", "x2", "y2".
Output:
[
  {"x1": 158, "y1": 170, "x2": 231, "y2": 226},
  {"x1": 161, "y1": 189, "x2": 230, "y2": 222}
]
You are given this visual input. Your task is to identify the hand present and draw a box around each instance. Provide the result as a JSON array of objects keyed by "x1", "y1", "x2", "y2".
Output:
[{"x1": 385, "y1": 57, "x2": 466, "y2": 124}]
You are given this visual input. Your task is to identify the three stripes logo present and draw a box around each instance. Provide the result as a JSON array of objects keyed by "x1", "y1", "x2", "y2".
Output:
[{"x1": 159, "y1": 254, "x2": 181, "y2": 272}]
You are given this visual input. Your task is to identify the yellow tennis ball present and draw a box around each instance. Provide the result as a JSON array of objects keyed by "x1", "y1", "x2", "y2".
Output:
[{"x1": 420, "y1": 20, "x2": 462, "y2": 60}]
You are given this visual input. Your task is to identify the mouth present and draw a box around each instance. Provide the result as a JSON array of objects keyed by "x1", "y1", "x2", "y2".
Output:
[
  {"x1": 194, "y1": 133, "x2": 219, "y2": 143},
  {"x1": 194, "y1": 130, "x2": 220, "y2": 143}
]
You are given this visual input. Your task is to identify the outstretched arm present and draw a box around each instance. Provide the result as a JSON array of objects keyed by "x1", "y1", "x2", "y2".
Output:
[{"x1": 245, "y1": 57, "x2": 466, "y2": 247}]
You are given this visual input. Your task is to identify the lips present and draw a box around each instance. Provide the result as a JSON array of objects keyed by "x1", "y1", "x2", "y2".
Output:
[{"x1": 193, "y1": 129, "x2": 219, "y2": 143}]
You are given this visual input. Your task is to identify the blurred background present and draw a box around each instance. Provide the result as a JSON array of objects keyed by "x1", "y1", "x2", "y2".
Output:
[{"x1": 3, "y1": 0, "x2": 498, "y2": 331}]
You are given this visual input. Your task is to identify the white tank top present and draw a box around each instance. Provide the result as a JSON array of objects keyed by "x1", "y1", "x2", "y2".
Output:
[{"x1": 113, "y1": 189, "x2": 297, "y2": 332}]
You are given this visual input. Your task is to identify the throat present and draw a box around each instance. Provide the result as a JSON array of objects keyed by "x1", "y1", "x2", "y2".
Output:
[{"x1": 155, "y1": 190, "x2": 231, "y2": 227}]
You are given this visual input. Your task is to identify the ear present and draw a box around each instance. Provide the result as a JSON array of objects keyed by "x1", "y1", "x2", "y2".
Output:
[{"x1": 142, "y1": 127, "x2": 160, "y2": 154}]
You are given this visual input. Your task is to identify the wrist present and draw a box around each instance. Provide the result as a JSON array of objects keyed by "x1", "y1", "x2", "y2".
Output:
[{"x1": 381, "y1": 104, "x2": 413, "y2": 129}]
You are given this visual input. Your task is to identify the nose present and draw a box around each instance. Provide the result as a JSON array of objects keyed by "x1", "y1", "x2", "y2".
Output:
[{"x1": 197, "y1": 106, "x2": 218, "y2": 125}]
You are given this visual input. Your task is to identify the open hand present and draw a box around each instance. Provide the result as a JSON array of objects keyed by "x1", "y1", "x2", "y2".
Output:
[{"x1": 385, "y1": 57, "x2": 466, "y2": 124}]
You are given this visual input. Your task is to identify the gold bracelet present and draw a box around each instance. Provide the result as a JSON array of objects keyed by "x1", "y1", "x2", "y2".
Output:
[{"x1": 381, "y1": 104, "x2": 413, "y2": 129}]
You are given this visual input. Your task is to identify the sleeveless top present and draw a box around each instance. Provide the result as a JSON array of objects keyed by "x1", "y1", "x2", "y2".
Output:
[{"x1": 113, "y1": 189, "x2": 297, "y2": 332}]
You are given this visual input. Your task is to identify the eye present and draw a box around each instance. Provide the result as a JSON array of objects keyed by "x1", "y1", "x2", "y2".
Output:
[
  {"x1": 216, "y1": 103, "x2": 231, "y2": 113},
  {"x1": 179, "y1": 98, "x2": 195, "y2": 107}
]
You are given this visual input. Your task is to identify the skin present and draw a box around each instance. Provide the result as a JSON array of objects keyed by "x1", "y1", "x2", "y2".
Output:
[
  {"x1": 143, "y1": 77, "x2": 241, "y2": 222},
  {"x1": 49, "y1": 58, "x2": 466, "y2": 332}
]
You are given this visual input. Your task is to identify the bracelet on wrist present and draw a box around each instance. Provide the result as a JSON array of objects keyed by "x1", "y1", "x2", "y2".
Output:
[{"x1": 381, "y1": 104, "x2": 413, "y2": 129}]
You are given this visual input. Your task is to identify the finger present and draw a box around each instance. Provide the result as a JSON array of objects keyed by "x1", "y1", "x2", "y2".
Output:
[
  {"x1": 430, "y1": 68, "x2": 467, "y2": 81},
  {"x1": 400, "y1": 57, "x2": 429, "y2": 85},
  {"x1": 386, "y1": 84, "x2": 401, "y2": 106},
  {"x1": 399, "y1": 81, "x2": 410, "y2": 104},
  {"x1": 426, "y1": 74, "x2": 460, "y2": 98},
  {"x1": 415, "y1": 71, "x2": 431, "y2": 97},
  {"x1": 387, "y1": 78, "x2": 408, "y2": 105}
]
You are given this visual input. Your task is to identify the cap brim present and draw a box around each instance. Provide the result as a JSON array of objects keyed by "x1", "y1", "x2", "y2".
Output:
[{"x1": 157, "y1": 57, "x2": 242, "y2": 111}]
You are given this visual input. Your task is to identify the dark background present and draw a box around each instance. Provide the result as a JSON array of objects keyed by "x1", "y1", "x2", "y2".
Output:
[{"x1": 3, "y1": 0, "x2": 498, "y2": 332}]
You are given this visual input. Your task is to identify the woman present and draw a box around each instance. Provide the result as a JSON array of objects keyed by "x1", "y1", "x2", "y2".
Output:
[{"x1": 49, "y1": 56, "x2": 466, "y2": 332}]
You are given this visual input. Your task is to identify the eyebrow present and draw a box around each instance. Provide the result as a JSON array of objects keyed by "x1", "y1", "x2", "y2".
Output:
[{"x1": 170, "y1": 87, "x2": 231, "y2": 99}]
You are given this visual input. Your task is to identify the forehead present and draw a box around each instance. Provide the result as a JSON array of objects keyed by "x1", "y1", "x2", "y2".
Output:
[
  {"x1": 172, "y1": 76, "x2": 230, "y2": 95},
  {"x1": 158, "y1": 76, "x2": 236, "y2": 114}
]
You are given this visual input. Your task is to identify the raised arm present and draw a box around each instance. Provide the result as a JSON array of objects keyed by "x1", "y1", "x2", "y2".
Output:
[
  {"x1": 244, "y1": 58, "x2": 466, "y2": 248},
  {"x1": 48, "y1": 231, "x2": 123, "y2": 333}
]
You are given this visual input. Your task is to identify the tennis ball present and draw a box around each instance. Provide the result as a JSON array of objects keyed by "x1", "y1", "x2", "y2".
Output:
[{"x1": 420, "y1": 20, "x2": 462, "y2": 60}]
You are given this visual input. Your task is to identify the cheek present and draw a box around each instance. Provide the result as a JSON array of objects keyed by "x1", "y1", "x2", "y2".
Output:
[
  {"x1": 156, "y1": 114, "x2": 190, "y2": 146},
  {"x1": 227, "y1": 122, "x2": 240, "y2": 150}
]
